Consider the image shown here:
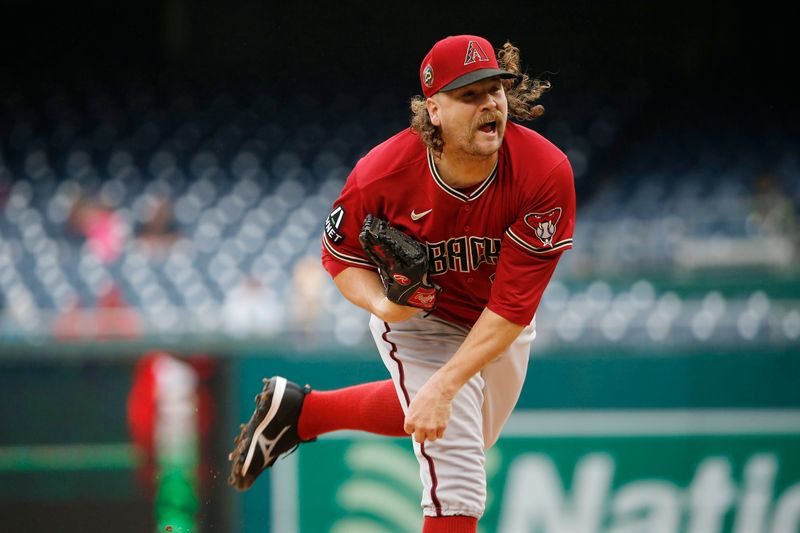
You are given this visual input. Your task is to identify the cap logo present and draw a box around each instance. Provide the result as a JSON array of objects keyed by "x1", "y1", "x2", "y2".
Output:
[
  {"x1": 423, "y1": 64, "x2": 434, "y2": 88},
  {"x1": 464, "y1": 40, "x2": 490, "y2": 65}
]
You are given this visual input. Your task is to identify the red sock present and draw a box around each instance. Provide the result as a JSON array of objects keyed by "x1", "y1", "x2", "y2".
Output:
[
  {"x1": 423, "y1": 516, "x2": 478, "y2": 533},
  {"x1": 297, "y1": 379, "x2": 406, "y2": 440}
]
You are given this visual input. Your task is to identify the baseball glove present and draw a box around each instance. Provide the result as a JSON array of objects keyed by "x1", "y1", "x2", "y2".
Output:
[{"x1": 359, "y1": 214, "x2": 440, "y2": 310}]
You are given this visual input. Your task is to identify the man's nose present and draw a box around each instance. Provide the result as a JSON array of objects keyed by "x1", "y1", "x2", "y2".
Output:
[{"x1": 478, "y1": 92, "x2": 498, "y2": 110}]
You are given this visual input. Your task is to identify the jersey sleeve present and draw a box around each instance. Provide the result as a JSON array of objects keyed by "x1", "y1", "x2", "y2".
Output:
[
  {"x1": 321, "y1": 169, "x2": 377, "y2": 279},
  {"x1": 488, "y1": 158, "x2": 576, "y2": 325}
]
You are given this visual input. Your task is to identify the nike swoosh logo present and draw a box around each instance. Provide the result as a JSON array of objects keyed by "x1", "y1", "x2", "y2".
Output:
[{"x1": 411, "y1": 209, "x2": 433, "y2": 221}]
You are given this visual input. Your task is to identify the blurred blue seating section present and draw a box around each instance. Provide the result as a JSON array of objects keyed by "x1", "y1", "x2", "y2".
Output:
[{"x1": 0, "y1": 80, "x2": 797, "y2": 349}]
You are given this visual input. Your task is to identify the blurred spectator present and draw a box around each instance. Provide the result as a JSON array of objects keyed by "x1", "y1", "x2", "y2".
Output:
[
  {"x1": 52, "y1": 282, "x2": 141, "y2": 340},
  {"x1": 67, "y1": 194, "x2": 126, "y2": 264},
  {"x1": 95, "y1": 283, "x2": 142, "y2": 339},
  {"x1": 748, "y1": 172, "x2": 796, "y2": 237},
  {"x1": 289, "y1": 255, "x2": 327, "y2": 347},
  {"x1": 222, "y1": 273, "x2": 283, "y2": 337},
  {"x1": 134, "y1": 196, "x2": 181, "y2": 259},
  {"x1": 51, "y1": 294, "x2": 85, "y2": 340}
]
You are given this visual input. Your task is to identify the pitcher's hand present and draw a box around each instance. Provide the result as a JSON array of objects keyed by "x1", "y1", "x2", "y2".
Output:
[{"x1": 404, "y1": 377, "x2": 454, "y2": 443}]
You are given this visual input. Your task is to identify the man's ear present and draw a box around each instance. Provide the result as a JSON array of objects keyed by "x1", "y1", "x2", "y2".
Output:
[{"x1": 426, "y1": 97, "x2": 441, "y2": 127}]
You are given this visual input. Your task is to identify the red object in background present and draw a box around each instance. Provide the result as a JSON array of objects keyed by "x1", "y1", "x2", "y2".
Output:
[
  {"x1": 95, "y1": 283, "x2": 142, "y2": 339},
  {"x1": 52, "y1": 283, "x2": 142, "y2": 341},
  {"x1": 126, "y1": 351, "x2": 215, "y2": 493},
  {"x1": 68, "y1": 196, "x2": 126, "y2": 264}
]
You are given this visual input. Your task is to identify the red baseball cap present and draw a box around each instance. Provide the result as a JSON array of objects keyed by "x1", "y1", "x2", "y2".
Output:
[{"x1": 419, "y1": 35, "x2": 515, "y2": 98}]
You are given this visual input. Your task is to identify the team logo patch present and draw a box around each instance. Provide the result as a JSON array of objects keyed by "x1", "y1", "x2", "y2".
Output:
[
  {"x1": 524, "y1": 207, "x2": 562, "y2": 247},
  {"x1": 464, "y1": 40, "x2": 490, "y2": 65},
  {"x1": 393, "y1": 273, "x2": 411, "y2": 285},
  {"x1": 325, "y1": 205, "x2": 346, "y2": 244},
  {"x1": 423, "y1": 64, "x2": 434, "y2": 88}
]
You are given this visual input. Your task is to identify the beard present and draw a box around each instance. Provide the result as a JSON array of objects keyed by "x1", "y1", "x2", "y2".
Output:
[
  {"x1": 461, "y1": 136, "x2": 502, "y2": 157},
  {"x1": 460, "y1": 113, "x2": 506, "y2": 157}
]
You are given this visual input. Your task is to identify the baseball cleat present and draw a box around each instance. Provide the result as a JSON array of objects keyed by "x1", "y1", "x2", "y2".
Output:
[{"x1": 228, "y1": 376, "x2": 313, "y2": 491}]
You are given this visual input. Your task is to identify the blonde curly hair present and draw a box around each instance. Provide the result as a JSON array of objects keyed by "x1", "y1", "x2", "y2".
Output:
[{"x1": 410, "y1": 41, "x2": 550, "y2": 156}]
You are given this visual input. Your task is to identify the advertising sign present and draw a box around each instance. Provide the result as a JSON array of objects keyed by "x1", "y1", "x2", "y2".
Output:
[{"x1": 274, "y1": 410, "x2": 800, "y2": 533}]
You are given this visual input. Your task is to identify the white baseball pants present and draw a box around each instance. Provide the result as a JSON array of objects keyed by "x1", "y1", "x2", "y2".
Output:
[{"x1": 369, "y1": 313, "x2": 535, "y2": 519}]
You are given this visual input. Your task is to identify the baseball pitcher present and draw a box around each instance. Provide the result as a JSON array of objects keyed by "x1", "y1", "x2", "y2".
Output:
[{"x1": 229, "y1": 34, "x2": 576, "y2": 533}]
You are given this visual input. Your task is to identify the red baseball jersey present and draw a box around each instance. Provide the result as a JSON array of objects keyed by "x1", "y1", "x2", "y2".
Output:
[{"x1": 321, "y1": 121, "x2": 575, "y2": 327}]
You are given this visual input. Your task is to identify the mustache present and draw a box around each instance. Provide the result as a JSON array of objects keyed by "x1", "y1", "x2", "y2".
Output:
[{"x1": 475, "y1": 111, "x2": 504, "y2": 128}]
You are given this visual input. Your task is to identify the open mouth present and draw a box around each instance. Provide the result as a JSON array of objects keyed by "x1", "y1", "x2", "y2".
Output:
[{"x1": 477, "y1": 121, "x2": 497, "y2": 134}]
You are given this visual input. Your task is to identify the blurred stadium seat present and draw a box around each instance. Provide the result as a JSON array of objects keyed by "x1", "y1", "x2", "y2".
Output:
[{"x1": 0, "y1": 79, "x2": 797, "y2": 348}]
